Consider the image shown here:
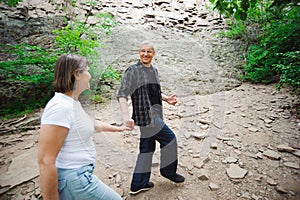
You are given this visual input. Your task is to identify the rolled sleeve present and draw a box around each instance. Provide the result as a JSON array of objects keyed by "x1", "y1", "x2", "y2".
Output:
[{"x1": 117, "y1": 68, "x2": 134, "y2": 101}]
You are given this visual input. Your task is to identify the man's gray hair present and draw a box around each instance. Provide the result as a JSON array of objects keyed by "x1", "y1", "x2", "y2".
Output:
[{"x1": 140, "y1": 40, "x2": 155, "y2": 50}]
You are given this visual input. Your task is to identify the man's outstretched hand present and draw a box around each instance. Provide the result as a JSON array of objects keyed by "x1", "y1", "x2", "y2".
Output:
[{"x1": 166, "y1": 94, "x2": 177, "y2": 106}]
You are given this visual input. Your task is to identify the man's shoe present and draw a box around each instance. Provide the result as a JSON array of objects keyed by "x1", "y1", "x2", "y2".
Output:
[
  {"x1": 129, "y1": 182, "x2": 154, "y2": 195},
  {"x1": 166, "y1": 174, "x2": 185, "y2": 183}
]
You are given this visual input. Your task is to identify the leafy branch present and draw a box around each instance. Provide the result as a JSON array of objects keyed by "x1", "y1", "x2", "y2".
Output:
[{"x1": 210, "y1": 0, "x2": 300, "y2": 95}]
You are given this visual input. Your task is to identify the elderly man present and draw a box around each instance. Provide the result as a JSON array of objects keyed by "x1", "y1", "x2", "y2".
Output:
[{"x1": 117, "y1": 41, "x2": 185, "y2": 195}]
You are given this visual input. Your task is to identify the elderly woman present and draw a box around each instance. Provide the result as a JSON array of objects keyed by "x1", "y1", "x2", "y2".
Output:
[{"x1": 38, "y1": 54, "x2": 128, "y2": 200}]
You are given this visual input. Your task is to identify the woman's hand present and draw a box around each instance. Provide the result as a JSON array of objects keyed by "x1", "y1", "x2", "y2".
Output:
[
  {"x1": 95, "y1": 120, "x2": 134, "y2": 132},
  {"x1": 120, "y1": 125, "x2": 134, "y2": 131},
  {"x1": 123, "y1": 118, "x2": 135, "y2": 130}
]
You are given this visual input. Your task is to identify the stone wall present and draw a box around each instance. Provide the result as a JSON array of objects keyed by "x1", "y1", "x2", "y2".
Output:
[
  {"x1": 0, "y1": 0, "x2": 224, "y2": 46},
  {"x1": 0, "y1": 2, "x2": 65, "y2": 47}
]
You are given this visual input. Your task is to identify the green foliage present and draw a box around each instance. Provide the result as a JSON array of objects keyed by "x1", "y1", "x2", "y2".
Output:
[
  {"x1": 241, "y1": 45, "x2": 276, "y2": 84},
  {"x1": 216, "y1": 1, "x2": 271, "y2": 43},
  {"x1": 219, "y1": 20, "x2": 246, "y2": 40},
  {"x1": 91, "y1": 94, "x2": 102, "y2": 103},
  {"x1": 0, "y1": 44, "x2": 58, "y2": 117},
  {"x1": 88, "y1": 65, "x2": 121, "y2": 103},
  {"x1": 1, "y1": 8, "x2": 119, "y2": 118},
  {"x1": 209, "y1": 0, "x2": 257, "y2": 21},
  {"x1": 53, "y1": 21, "x2": 100, "y2": 56},
  {"x1": 0, "y1": 44, "x2": 57, "y2": 84},
  {"x1": 246, "y1": 4, "x2": 300, "y2": 93},
  {"x1": 209, "y1": 0, "x2": 295, "y2": 21},
  {"x1": 0, "y1": 0, "x2": 23, "y2": 7},
  {"x1": 274, "y1": 51, "x2": 300, "y2": 94},
  {"x1": 52, "y1": 13, "x2": 119, "y2": 103},
  {"x1": 53, "y1": 13, "x2": 116, "y2": 57},
  {"x1": 96, "y1": 13, "x2": 118, "y2": 35},
  {"x1": 210, "y1": 0, "x2": 300, "y2": 95},
  {"x1": 99, "y1": 65, "x2": 121, "y2": 82}
]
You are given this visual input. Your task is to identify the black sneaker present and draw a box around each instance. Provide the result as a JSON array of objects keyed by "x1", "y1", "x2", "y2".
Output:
[
  {"x1": 129, "y1": 182, "x2": 154, "y2": 195},
  {"x1": 165, "y1": 174, "x2": 185, "y2": 183}
]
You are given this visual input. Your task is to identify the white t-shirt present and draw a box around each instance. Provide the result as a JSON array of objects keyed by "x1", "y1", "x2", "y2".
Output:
[{"x1": 41, "y1": 92, "x2": 96, "y2": 169}]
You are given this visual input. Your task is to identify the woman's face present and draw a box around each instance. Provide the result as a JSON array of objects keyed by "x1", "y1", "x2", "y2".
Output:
[{"x1": 75, "y1": 67, "x2": 92, "y2": 93}]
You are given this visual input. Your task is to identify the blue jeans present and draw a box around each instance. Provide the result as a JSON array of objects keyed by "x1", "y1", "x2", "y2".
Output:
[
  {"x1": 131, "y1": 118, "x2": 178, "y2": 190},
  {"x1": 57, "y1": 164, "x2": 122, "y2": 200}
]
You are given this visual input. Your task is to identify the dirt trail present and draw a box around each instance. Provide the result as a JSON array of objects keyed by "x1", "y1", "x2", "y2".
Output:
[{"x1": 0, "y1": 24, "x2": 299, "y2": 200}]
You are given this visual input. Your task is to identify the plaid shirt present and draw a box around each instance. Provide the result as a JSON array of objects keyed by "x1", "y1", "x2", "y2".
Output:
[{"x1": 117, "y1": 61, "x2": 163, "y2": 126}]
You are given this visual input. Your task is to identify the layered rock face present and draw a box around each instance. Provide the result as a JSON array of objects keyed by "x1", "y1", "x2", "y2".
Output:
[
  {"x1": 0, "y1": 0, "x2": 231, "y2": 116},
  {"x1": 0, "y1": 0, "x2": 229, "y2": 115},
  {"x1": 0, "y1": 0, "x2": 224, "y2": 46}
]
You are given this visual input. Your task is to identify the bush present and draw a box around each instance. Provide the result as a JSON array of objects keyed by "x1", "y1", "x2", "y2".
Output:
[
  {"x1": 0, "y1": 11, "x2": 119, "y2": 118},
  {"x1": 0, "y1": 44, "x2": 57, "y2": 117},
  {"x1": 0, "y1": 0, "x2": 23, "y2": 7},
  {"x1": 210, "y1": 0, "x2": 300, "y2": 95},
  {"x1": 244, "y1": 4, "x2": 300, "y2": 94}
]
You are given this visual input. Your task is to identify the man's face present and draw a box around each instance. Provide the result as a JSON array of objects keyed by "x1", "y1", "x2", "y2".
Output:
[{"x1": 139, "y1": 45, "x2": 155, "y2": 66}]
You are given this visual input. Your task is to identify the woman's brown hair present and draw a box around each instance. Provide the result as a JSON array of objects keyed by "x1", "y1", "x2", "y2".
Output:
[{"x1": 53, "y1": 54, "x2": 89, "y2": 93}]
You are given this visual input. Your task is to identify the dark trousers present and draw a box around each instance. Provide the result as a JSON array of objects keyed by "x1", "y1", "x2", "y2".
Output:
[{"x1": 130, "y1": 117, "x2": 178, "y2": 190}]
